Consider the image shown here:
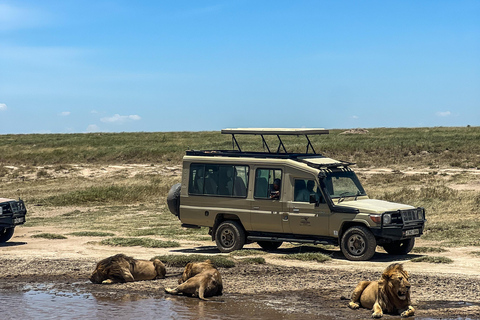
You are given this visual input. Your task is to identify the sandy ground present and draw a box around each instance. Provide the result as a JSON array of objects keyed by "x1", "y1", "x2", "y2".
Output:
[
  {"x1": 1, "y1": 164, "x2": 480, "y2": 319},
  {"x1": 1, "y1": 228, "x2": 480, "y2": 319}
]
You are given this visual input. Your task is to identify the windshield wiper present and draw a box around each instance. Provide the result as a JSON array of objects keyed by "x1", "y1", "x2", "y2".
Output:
[
  {"x1": 354, "y1": 191, "x2": 362, "y2": 200},
  {"x1": 338, "y1": 192, "x2": 350, "y2": 203}
]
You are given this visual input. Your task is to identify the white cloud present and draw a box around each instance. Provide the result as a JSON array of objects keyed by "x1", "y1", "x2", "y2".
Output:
[
  {"x1": 86, "y1": 124, "x2": 100, "y2": 132},
  {"x1": 60, "y1": 111, "x2": 71, "y2": 116},
  {"x1": 436, "y1": 111, "x2": 451, "y2": 117},
  {"x1": 351, "y1": 115, "x2": 359, "y2": 119},
  {"x1": 0, "y1": 3, "x2": 51, "y2": 31},
  {"x1": 100, "y1": 114, "x2": 141, "y2": 124},
  {"x1": 0, "y1": 103, "x2": 7, "y2": 111}
]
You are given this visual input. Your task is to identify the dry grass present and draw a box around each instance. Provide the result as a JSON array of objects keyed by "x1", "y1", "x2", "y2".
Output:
[{"x1": 1, "y1": 127, "x2": 478, "y2": 249}]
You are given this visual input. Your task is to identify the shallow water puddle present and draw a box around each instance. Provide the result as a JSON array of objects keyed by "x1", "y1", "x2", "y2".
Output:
[{"x1": 0, "y1": 289, "x2": 322, "y2": 320}]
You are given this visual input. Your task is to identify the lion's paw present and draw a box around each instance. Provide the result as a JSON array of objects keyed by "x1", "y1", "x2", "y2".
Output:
[
  {"x1": 165, "y1": 287, "x2": 176, "y2": 294},
  {"x1": 372, "y1": 312, "x2": 383, "y2": 318},
  {"x1": 102, "y1": 279, "x2": 114, "y2": 284},
  {"x1": 348, "y1": 302, "x2": 360, "y2": 309},
  {"x1": 400, "y1": 306, "x2": 415, "y2": 318}
]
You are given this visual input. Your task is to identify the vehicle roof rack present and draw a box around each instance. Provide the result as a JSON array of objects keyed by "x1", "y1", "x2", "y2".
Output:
[{"x1": 220, "y1": 128, "x2": 329, "y2": 154}]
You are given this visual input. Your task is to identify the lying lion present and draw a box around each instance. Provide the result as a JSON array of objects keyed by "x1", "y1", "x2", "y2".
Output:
[
  {"x1": 348, "y1": 263, "x2": 415, "y2": 318},
  {"x1": 90, "y1": 254, "x2": 166, "y2": 284},
  {"x1": 165, "y1": 259, "x2": 223, "y2": 300}
]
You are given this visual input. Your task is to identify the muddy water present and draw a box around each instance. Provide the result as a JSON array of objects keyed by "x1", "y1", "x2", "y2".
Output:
[
  {"x1": 0, "y1": 287, "x2": 323, "y2": 320},
  {"x1": 0, "y1": 286, "x2": 477, "y2": 320}
]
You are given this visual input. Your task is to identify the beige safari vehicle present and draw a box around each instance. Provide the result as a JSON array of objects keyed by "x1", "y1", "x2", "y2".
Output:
[{"x1": 167, "y1": 128, "x2": 426, "y2": 261}]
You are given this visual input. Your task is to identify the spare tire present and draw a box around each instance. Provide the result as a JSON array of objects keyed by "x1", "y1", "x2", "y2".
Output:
[{"x1": 167, "y1": 183, "x2": 181, "y2": 217}]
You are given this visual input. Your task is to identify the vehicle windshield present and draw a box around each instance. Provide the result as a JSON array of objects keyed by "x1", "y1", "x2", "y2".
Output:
[{"x1": 323, "y1": 170, "x2": 366, "y2": 199}]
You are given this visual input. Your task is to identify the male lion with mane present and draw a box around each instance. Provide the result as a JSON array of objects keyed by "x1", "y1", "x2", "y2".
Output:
[
  {"x1": 165, "y1": 259, "x2": 223, "y2": 300},
  {"x1": 348, "y1": 263, "x2": 415, "y2": 318},
  {"x1": 90, "y1": 254, "x2": 166, "y2": 284}
]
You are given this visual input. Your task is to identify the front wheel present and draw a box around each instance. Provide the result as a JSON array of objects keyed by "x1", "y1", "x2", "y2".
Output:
[
  {"x1": 215, "y1": 221, "x2": 245, "y2": 253},
  {"x1": 0, "y1": 227, "x2": 15, "y2": 243},
  {"x1": 340, "y1": 226, "x2": 377, "y2": 261},
  {"x1": 383, "y1": 238, "x2": 415, "y2": 255},
  {"x1": 257, "y1": 241, "x2": 283, "y2": 251}
]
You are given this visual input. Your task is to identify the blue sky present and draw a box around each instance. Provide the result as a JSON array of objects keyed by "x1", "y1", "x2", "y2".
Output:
[{"x1": 0, "y1": 0, "x2": 479, "y2": 134}]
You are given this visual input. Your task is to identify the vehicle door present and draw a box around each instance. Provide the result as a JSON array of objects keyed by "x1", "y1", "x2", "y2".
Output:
[
  {"x1": 250, "y1": 167, "x2": 285, "y2": 233},
  {"x1": 285, "y1": 177, "x2": 331, "y2": 236}
]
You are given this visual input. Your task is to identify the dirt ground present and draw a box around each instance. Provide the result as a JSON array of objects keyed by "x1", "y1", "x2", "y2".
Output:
[
  {"x1": 1, "y1": 164, "x2": 480, "y2": 319},
  {"x1": 1, "y1": 229, "x2": 480, "y2": 319}
]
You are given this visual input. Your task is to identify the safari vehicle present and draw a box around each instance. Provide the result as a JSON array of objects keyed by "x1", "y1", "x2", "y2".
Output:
[
  {"x1": 0, "y1": 198, "x2": 27, "y2": 243},
  {"x1": 167, "y1": 128, "x2": 426, "y2": 261}
]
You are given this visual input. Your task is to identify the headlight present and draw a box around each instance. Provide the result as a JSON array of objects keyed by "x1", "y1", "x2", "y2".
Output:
[
  {"x1": 417, "y1": 208, "x2": 424, "y2": 220},
  {"x1": 383, "y1": 213, "x2": 392, "y2": 224}
]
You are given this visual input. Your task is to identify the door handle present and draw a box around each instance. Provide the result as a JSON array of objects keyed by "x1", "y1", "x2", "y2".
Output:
[
  {"x1": 293, "y1": 208, "x2": 300, "y2": 213},
  {"x1": 253, "y1": 206, "x2": 260, "y2": 210}
]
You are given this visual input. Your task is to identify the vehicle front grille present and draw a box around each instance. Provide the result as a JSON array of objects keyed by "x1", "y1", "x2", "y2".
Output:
[{"x1": 388, "y1": 208, "x2": 424, "y2": 224}]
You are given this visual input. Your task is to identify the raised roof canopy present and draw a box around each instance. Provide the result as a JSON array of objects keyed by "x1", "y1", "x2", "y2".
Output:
[
  {"x1": 221, "y1": 128, "x2": 329, "y2": 135},
  {"x1": 221, "y1": 128, "x2": 329, "y2": 154}
]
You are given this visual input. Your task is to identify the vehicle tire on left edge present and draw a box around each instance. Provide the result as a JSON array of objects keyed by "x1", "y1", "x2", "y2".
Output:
[{"x1": 0, "y1": 227, "x2": 15, "y2": 243}]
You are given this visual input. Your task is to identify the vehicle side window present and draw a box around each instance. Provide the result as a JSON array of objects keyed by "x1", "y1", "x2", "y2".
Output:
[
  {"x1": 294, "y1": 179, "x2": 325, "y2": 203},
  {"x1": 255, "y1": 168, "x2": 282, "y2": 199},
  {"x1": 189, "y1": 164, "x2": 205, "y2": 194},
  {"x1": 189, "y1": 163, "x2": 249, "y2": 197}
]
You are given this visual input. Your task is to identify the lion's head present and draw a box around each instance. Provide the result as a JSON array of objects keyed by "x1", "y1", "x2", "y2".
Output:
[
  {"x1": 89, "y1": 254, "x2": 135, "y2": 284},
  {"x1": 179, "y1": 259, "x2": 215, "y2": 284},
  {"x1": 380, "y1": 263, "x2": 411, "y2": 302}
]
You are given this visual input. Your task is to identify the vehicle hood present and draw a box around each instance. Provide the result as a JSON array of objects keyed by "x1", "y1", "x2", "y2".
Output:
[
  {"x1": 0, "y1": 198, "x2": 15, "y2": 204},
  {"x1": 335, "y1": 198, "x2": 415, "y2": 214}
]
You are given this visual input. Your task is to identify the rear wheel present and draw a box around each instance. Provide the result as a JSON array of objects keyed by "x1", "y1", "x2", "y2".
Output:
[
  {"x1": 0, "y1": 227, "x2": 15, "y2": 243},
  {"x1": 383, "y1": 238, "x2": 415, "y2": 255},
  {"x1": 215, "y1": 221, "x2": 245, "y2": 253},
  {"x1": 340, "y1": 226, "x2": 376, "y2": 261},
  {"x1": 257, "y1": 241, "x2": 283, "y2": 251}
]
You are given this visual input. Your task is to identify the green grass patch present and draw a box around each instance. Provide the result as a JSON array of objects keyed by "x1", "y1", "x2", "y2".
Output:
[
  {"x1": 230, "y1": 249, "x2": 267, "y2": 256},
  {"x1": 240, "y1": 257, "x2": 266, "y2": 264},
  {"x1": 31, "y1": 233, "x2": 67, "y2": 240},
  {"x1": 152, "y1": 254, "x2": 236, "y2": 268},
  {"x1": 411, "y1": 246, "x2": 447, "y2": 253},
  {"x1": 278, "y1": 252, "x2": 331, "y2": 263},
  {"x1": 410, "y1": 256, "x2": 453, "y2": 264},
  {"x1": 422, "y1": 220, "x2": 480, "y2": 246},
  {"x1": 100, "y1": 237, "x2": 180, "y2": 248},
  {"x1": 68, "y1": 231, "x2": 115, "y2": 237}
]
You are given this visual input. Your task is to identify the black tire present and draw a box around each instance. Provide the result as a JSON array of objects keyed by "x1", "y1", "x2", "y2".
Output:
[
  {"x1": 166, "y1": 183, "x2": 181, "y2": 217},
  {"x1": 257, "y1": 241, "x2": 283, "y2": 251},
  {"x1": 383, "y1": 238, "x2": 415, "y2": 255},
  {"x1": 0, "y1": 227, "x2": 15, "y2": 243},
  {"x1": 215, "y1": 220, "x2": 245, "y2": 253},
  {"x1": 340, "y1": 225, "x2": 377, "y2": 261}
]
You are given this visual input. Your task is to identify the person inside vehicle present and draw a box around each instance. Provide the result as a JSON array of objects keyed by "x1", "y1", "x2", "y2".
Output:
[{"x1": 270, "y1": 178, "x2": 281, "y2": 199}]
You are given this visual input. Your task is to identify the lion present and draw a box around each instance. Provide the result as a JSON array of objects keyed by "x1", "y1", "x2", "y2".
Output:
[
  {"x1": 165, "y1": 259, "x2": 223, "y2": 300},
  {"x1": 348, "y1": 263, "x2": 415, "y2": 318},
  {"x1": 89, "y1": 254, "x2": 166, "y2": 284}
]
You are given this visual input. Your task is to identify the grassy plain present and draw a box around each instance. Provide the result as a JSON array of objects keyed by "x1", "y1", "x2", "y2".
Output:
[{"x1": 0, "y1": 127, "x2": 479, "y2": 250}]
